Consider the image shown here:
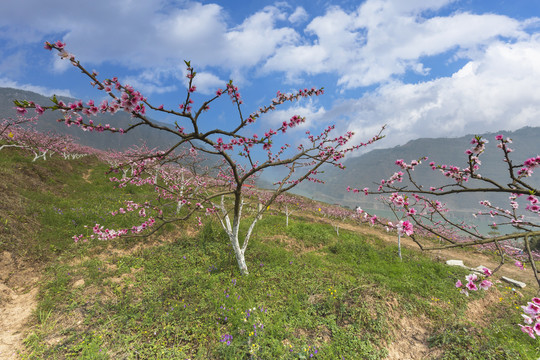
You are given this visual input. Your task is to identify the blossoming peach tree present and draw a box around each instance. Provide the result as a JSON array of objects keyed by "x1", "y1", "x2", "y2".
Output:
[
  {"x1": 349, "y1": 134, "x2": 540, "y2": 338},
  {"x1": 15, "y1": 41, "x2": 384, "y2": 275},
  {"x1": 0, "y1": 119, "x2": 95, "y2": 161}
]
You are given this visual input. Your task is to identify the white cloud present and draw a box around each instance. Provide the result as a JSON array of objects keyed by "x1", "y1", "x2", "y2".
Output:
[
  {"x1": 0, "y1": 0, "x2": 305, "y2": 95},
  {"x1": 223, "y1": 6, "x2": 298, "y2": 68},
  {"x1": 264, "y1": 0, "x2": 528, "y2": 89},
  {"x1": 260, "y1": 99, "x2": 327, "y2": 133},
  {"x1": 288, "y1": 6, "x2": 308, "y2": 24},
  {"x1": 190, "y1": 71, "x2": 226, "y2": 95},
  {"x1": 2, "y1": 0, "x2": 533, "y2": 93},
  {"x1": 326, "y1": 37, "x2": 540, "y2": 151}
]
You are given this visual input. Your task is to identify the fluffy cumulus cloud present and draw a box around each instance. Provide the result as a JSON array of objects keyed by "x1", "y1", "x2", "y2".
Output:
[
  {"x1": 288, "y1": 6, "x2": 308, "y2": 24},
  {"x1": 329, "y1": 36, "x2": 540, "y2": 150},
  {"x1": 0, "y1": 0, "x2": 536, "y2": 91},
  {"x1": 0, "y1": 0, "x2": 300, "y2": 94},
  {"x1": 264, "y1": 0, "x2": 529, "y2": 89},
  {"x1": 1, "y1": 0, "x2": 540, "y2": 148},
  {"x1": 0, "y1": 1, "x2": 299, "y2": 69}
]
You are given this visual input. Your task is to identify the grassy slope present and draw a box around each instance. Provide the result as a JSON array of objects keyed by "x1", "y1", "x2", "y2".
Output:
[{"x1": 1, "y1": 146, "x2": 538, "y2": 359}]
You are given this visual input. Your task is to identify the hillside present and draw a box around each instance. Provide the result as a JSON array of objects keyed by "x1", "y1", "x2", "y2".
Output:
[{"x1": 0, "y1": 144, "x2": 538, "y2": 359}]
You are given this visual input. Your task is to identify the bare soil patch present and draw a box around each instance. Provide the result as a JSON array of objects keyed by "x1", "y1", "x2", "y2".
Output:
[
  {"x1": 385, "y1": 315, "x2": 435, "y2": 360},
  {"x1": 0, "y1": 251, "x2": 39, "y2": 360}
]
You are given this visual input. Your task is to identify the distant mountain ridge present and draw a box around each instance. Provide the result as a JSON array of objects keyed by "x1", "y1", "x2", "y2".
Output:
[
  {"x1": 289, "y1": 126, "x2": 540, "y2": 215},
  {"x1": 3, "y1": 87, "x2": 539, "y2": 219}
]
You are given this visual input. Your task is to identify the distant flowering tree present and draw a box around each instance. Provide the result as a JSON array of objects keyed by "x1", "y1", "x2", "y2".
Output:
[
  {"x1": 0, "y1": 114, "x2": 39, "y2": 138},
  {"x1": 349, "y1": 134, "x2": 540, "y2": 288},
  {"x1": 317, "y1": 203, "x2": 354, "y2": 236},
  {"x1": 0, "y1": 122, "x2": 87, "y2": 161},
  {"x1": 17, "y1": 41, "x2": 385, "y2": 275}
]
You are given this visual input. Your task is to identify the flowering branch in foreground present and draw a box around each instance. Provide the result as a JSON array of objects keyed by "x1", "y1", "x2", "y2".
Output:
[{"x1": 351, "y1": 134, "x2": 540, "y2": 288}]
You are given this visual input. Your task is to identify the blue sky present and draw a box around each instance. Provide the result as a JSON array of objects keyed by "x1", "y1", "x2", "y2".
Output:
[{"x1": 1, "y1": 0, "x2": 540, "y2": 153}]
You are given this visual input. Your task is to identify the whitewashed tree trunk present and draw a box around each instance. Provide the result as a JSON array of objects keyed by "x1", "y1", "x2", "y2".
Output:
[
  {"x1": 215, "y1": 195, "x2": 262, "y2": 275},
  {"x1": 334, "y1": 223, "x2": 340, "y2": 236},
  {"x1": 0, "y1": 144, "x2": 25, "y2": 152},
  {"x1": 176, "y1": 172, "x2": 185, "y2": 215},
  {"x1": 32, "y1": 149, "x2": 48, "y2": 162}
]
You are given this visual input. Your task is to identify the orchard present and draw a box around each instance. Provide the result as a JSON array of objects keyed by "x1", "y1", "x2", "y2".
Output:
[{"x1": 5, "y1": 39, "x2": 538, "y2": 353}]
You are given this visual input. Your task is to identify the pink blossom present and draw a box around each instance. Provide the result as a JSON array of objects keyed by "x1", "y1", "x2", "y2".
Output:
[
  {"x1": 534, "y1": 322, "x2": 540, "y2": 336},
  {"x1": 398, "y1": 220, "x2": 414, "y2": 236},
  {"x1": 519, "y1": 325, "x2": 536, "y2": 339},
  {"x1": 455, "y1": 280, "x2": 463, "y2": 288},
  {"x1": 522, "y1": 314, "x2": 534, "y2": 325},
  {"x1": 466, "y1": 281, "x2": 478, "y2": 291},
  {"x1": 522, "y1": 302, "x2": 540, "y2": 315},
  {"x1": 479, "y1": 280, "x2": 492, "y2": 290}
]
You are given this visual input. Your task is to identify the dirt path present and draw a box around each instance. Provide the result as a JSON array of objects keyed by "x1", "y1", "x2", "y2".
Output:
[{"x1": 0, "y1": 252, "x2": 39, "y2": 360}]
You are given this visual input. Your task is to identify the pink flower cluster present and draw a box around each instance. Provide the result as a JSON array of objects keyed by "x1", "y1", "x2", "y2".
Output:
[
  {"x1": 526, "y1": 195, "x2": 539, "y2": 213},
  {"x1": 397, "y1": 220, "x2": 414, "y2": 236},
  {"x1": 467, "y1": 136, "x2": 488, "y2": 155},
  {"x1": 519, "y1": 297, "x2": 540, "y2": 338},
  {"x1": 455, "y1": 268, "x2": 493, "y2": 296},
  {"x1": 518, "y1": 156, "x2": 540, "y2": 177},
  {"x1": 72, "y1": 200, "x2": 158, "y2": 242},
  {"x1": 394, "y1": 158, "x2": 422, "y2": 170}
]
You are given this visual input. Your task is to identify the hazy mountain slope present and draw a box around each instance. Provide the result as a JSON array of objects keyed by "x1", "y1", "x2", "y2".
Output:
[
  {"x1": 1, "y1": 87, "x2": 181, "y2": 151},
  {"x1": 290, "y1": 126, "x2": 540, "y2": 214}
]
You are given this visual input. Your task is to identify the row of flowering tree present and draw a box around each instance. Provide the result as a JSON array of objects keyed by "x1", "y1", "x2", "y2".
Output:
[
  {"x1": 0, "y1": 116, "x2": 100, "y2": 161},
  {"x1": 15, "y1": 41, "x2": 385, "y2": 275}
]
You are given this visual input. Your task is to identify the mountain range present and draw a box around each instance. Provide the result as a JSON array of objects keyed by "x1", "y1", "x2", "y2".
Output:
[
  {"x1": 291, "y1": 126, "x2": 540, "y2": 221},
  {"x1": 2, "y1": 87, "x2": 539, "y2": 222}
]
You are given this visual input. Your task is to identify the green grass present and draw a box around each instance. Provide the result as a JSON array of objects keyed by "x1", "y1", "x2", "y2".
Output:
[{"x1": 1, "y1": 146, "x2": 539, "y2": 359}]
